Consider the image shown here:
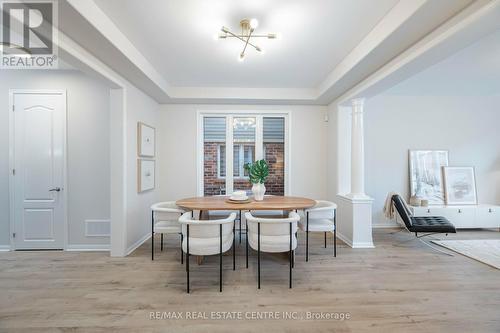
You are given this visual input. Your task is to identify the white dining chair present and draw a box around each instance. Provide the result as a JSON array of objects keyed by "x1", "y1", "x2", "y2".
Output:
[
  {"x1": 179, "y1": 211, "x2": 237, "y2": 293},
  {"x1": 249, "y1": 195, "x2": 285, "y2": 217},
  {"x1": 245, "y1": 211, "x2": 300, "y2": 289},
  {"x1": 209, "y1": 209, "x2": 244, "y2": 243},
  {"x1": 207, "y1": 195, "x2": 244, "y2": 243},
  {"x1": 298, "y1": 200, "x2": 337, "y2": 261},
  {"x1": 150, "y1": 202, "x2": 185, "y2": 261}
]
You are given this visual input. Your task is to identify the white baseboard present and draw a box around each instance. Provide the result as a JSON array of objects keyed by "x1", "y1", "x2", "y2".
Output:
[
  {"x1": 373, "y1": 223, "x2": 402, "y2": 229},
  {"x1": 335, "y1": 231, "x2": 353, "y2": 248},
  {"x1": 0, "y1": 245, "x2": 11, "y2": 252},
  {"x1": 352, "y1": 241, "x2": 375, "y2": 248},
  {"x1": 336, "y1": 232, "x2": 375, "y2": 248},
  {"x1": 126, "y1": 233, "x2": 151, "y2": 256},
  {"x1": 66, "y1": 244, "x2": 110, "y2": 251}
]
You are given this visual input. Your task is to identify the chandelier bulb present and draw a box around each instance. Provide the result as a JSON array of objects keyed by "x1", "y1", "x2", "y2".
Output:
[{"x1": 250, "y1": 18, "x2": 259, "y2": 29}]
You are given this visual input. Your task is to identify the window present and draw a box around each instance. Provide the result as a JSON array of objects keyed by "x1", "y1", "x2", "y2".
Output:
[
  {"x1": 201, "y1": 113, "x2": 287, "y2": 196},
  {"x1": 203, "y1": 117, "x2": 226, "y2": 195},
  {"x1": 263, "y1": 117, "x2": 285, "y2": 195},
  {"x1": 217, "y1": 144, "x2": 255, "y2": 178}
]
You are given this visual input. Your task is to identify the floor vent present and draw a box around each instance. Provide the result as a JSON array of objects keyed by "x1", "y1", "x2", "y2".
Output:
[{"x1": 85, "y1": 220, "x2": 111, "y2": 237}]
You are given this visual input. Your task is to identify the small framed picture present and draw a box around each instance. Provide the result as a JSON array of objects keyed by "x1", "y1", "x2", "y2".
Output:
[
  {"x1": 138, "y1": 159, "x2": 155, "y2": 193},
  {"x1": 137, "y1": 122, "x2": 155, "y2": 157},
  {"x1": 443, "y1": 166, "x2": 477, "y2": 205}
]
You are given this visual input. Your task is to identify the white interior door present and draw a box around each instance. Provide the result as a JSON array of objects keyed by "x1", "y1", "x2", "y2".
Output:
[{"x1": 11, "y1": 90, "x2": 66, "y2": 250}]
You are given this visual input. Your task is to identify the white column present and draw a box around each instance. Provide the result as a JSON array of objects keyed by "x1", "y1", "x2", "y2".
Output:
[
  {"x1": 349, "y1": 98, "x2": 368, "y2": 199},
  {"x1": 335, "y1": 98, "x2": 374, "y2": 248}
]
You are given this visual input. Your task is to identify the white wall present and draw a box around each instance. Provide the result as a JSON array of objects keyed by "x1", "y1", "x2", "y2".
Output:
[
  {"x1": 365, "y1": 94, "x2": 500, "y2": 227},
  {"x1": 125, "y1": 85, "x2": 160, "y2": 252},
  {"x1": 158, "y1": 104, "x2": 328, "y2": 201},
  {"x1": 0, "y1": 70, "x2": 111, "y2": 247},
  {"x1": 326, "y1": 103, "x2": 339, "y2": 202}
]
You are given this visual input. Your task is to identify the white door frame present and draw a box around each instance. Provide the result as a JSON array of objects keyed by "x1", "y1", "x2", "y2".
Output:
[
  {"x1": 8, "y1": 89, "x2": 68, "y2": 250},
  {"x1": 196, "y1": 110, "x2": 291, "y2": 196}
]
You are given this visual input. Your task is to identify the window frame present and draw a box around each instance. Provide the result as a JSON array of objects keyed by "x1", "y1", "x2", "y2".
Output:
[
  {"x1": 198, "y1": 111, "x2": 290, "y2": 196},
  {"x1": 217, "y1": 144, "x2": 255, "y2": 179}
]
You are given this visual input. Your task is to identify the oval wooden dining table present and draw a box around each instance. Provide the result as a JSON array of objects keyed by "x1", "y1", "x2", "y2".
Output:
[
  {"x1": 175, "y1": 196, "x2": 316, "y2": 265},
  {"x1": 176, "y1": 195, "x2": 316, "y2": 213}
]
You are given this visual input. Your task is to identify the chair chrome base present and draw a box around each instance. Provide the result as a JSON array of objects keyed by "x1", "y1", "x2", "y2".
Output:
[{"x1": 393, "y1": 231, "x2": 454, "y2": 256}]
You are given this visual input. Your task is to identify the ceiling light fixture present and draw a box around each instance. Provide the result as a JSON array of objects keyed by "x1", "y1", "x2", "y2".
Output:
[{"x1": 219, "y1": 19, "x2": 276, "y2": 60}]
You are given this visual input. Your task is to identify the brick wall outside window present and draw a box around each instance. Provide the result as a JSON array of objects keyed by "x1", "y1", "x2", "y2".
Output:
[
  {"x1": 264, "y1": 143, "x2": 285, "y2": 195},
  {"x1": 203, "y1": 142, "x2": 225, "y2": 195},
  {"x1": 203, "y1": 142, "x2": 285, "y2": 196}
]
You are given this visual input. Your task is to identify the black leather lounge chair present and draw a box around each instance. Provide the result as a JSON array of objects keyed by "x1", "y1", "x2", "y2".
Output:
[{"x1": 391, "y1": 194, "x2": 456, "y2": 255}]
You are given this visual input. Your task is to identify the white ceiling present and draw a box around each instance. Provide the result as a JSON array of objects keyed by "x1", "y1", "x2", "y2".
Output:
[
  {"x1": 387, "y1": 29, "x2": 500, "y2": 96},
  {"x1": 93, "y1": 0, "x2": 399, "y2": 89}
]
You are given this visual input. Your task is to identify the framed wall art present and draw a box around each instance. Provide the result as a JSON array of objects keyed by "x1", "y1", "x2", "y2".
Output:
[
  {"x1": 409, "y1": 150, "x2": 449, "y2": 205},
  {"x1": 443, "y1": 166, "x2": 477, "y2": 205},
  {"x1": 137, "y1": 122, "x2": 155, "y2": 157},
  {"x1": 137, "y1": 159, "x2": 155, "y2": 193}
]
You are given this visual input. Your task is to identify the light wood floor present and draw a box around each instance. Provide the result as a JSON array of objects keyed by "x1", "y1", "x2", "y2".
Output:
[{"x1": 1, "y1": 229, "x2": 499, "y2": 332}]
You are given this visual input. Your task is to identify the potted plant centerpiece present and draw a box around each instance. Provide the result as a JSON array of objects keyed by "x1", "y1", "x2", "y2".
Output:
[{"x1": 244, "y1": 159, "x2": 269, "y2": 201}]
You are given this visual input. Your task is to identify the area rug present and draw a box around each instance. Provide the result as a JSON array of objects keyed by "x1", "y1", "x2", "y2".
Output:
[{"x1": 432, "y1": 239, "x2": 500, "y2": 269}]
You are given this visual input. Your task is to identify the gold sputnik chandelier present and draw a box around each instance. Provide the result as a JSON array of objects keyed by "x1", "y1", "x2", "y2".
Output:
[{"x1": 219, "y1": 19, "x2": 277, "y2": 61}]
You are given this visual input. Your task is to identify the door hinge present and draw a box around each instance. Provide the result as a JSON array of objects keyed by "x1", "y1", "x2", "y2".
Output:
[
  {"x1": 12, "y1": 233, "x2": 16, "y2": 238},
  {"x1": 12, "y1": 169, "x2": 15, "y2": 176},
  {"x1": 12, "y1": 105, "x2": 15, "y2": 112}
]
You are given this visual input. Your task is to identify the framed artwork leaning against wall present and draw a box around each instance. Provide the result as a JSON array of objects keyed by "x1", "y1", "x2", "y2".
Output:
[
  {"x1": 409, "y1": 150, "x2": 449, "y2": 205},
  {"x1": 443, "y1": 166, "x2": 477, "y2": 205}
]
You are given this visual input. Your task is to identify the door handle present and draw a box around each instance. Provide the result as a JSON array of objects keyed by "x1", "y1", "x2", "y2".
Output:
[{"x1": 49, "y1": 187, "x2": 61, "y2": 192}]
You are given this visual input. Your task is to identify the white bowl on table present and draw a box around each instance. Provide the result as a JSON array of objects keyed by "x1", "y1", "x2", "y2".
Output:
[{"x1": 230, "y1": 190, "x2": 248, "y2": 201}]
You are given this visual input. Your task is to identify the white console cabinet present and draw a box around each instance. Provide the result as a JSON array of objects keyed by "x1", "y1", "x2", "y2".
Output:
[{"x1": 410, "y1": 205, "x2": 500, "y2": 229}]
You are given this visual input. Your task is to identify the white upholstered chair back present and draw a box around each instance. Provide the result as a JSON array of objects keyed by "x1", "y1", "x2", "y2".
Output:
[
  {"x1": 245, "y1": 211, "x2": 300, "y2": 252},
  {"x1": 151, "y1": 201, "x2": 185, "y2": 225},
  {"x1": 179, "y1": 212, "x2": 236, "y2": 256},
  {"x1": 304, "y1": 200, "x2": 336, "y2": 219}
]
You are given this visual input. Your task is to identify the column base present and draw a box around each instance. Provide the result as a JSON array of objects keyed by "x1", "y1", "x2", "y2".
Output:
[
  {"x1": 335, "y1": 194, "x2": 374, "y2": 248},
  {"x1": 344, "y1": 193, "x2": 373, "y2": 201}
]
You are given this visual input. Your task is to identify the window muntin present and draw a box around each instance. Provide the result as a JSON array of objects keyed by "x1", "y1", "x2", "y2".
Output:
[{"x1": 217, "y1": 144, "x2": 254, "y2": 179}]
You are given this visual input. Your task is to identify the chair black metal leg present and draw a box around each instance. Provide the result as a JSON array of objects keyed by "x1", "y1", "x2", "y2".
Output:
[
  {"x1": 334, "y1": 213, "x2": 337, "y2": 257},
  {"x1": 233, "y1": 221, "x2": 236, "y2": 271},
  {"x1": 180, "y1": 233, "x2": 184, "y2": 264},
  {"x1": 239, "y1": 210, "x2": 242, "y2": 244},
  {"x1": 289, "y1": 223, "x2": 292, "y2": 289},
  {"x1": 324, "y1": 232, "x2": 327, "y2": 248},
  {"x1": 161, "y1": 234, "x2": 163, "y2": 251},
  {"x1": 186, "y1": 225, "x2": 190, "y2": 294},
  {"x1": 151, "y1": 211, "x2": 154, "y2": 261},
  {"x1": 220, "y1": 224, "x2": 223, "y2": 292},
  {"x1": 258, "y1": 222, "x2": 261, "y2": 289},
  {"x1": 246, "y1": 220, "x2": 249, "y2": 269},
  {"x1": 306, "y1": 212, "x2": 309, "y2": 262}
]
